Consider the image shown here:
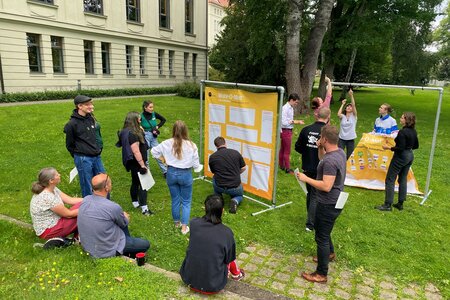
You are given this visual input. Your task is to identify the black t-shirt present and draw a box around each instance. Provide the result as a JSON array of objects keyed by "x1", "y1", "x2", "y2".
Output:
[
  {"x1": 209, "y1": 147, "x2": 245, "y2": 188},
  {"x1": 126, "y1": 131, "x2": 148, "y2": 171},
  {"x1": 180, "y1": 217, "x2": 236, "y2": 292},
  {"x1": 295, "y1": 121, "x2": 327, "y2": 173}
]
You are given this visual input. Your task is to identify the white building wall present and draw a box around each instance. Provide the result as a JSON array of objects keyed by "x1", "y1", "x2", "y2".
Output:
[
  {"x1": 0, "y1": 0, "x2": 207, "y2": 93},
  {"x1": 208, "y1": 2, "x2": 226, "y2": 48}
]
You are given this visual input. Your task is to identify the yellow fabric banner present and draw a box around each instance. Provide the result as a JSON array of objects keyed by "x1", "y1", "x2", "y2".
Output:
[
  {"x1": 345, "y1": 133, "x2": 422, "y2": 194},
  {"x1": 204, "y1": 87, "x2": 278, "y2": 200}
]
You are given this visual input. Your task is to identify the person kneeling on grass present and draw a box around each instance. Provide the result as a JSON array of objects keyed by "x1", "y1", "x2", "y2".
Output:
[
  {"x1": 77, "y1": 173, "x2": 150, "y2": 258},
  {"x1": 30, "y1": 167, "x2": 83, "y2": 249},
  {"x1": 180, "y1": 194, "x2": 245, "y2": 294}
]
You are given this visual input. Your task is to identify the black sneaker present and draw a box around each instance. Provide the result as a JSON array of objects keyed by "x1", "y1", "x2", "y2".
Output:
[
  {"x1": 375, "y1": 205, "x2": 392, "y2": 211},
  {"x1": 229, "y1": 201, "x2": 238, "y2": 214},
  {"x1": 285, "y1": 168, "x2": 294, "y2": 174},
  {"x1": 393, "y1": 203, "x2": 403, "y2": 210},
  {"x1": 43, "y1": 237, "x2": 66, "y2": 250},
  {"x1": 142, "y1": 209, "x2": 154, "y2": 216}
]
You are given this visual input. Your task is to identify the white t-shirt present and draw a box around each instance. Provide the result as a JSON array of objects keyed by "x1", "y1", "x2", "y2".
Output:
[
  {"x1": 339, "y1": 113, "x2": 357, "y2": 140},
  {"x1": 30, "y1": 187, "x2": 63, "y2": 236},
  {"x1": 151, "y1": 138, "x2": 200, "y2": 169}
]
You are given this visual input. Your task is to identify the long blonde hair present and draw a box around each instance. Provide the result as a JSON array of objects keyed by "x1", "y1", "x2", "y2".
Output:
[
  {"x1": 31, "y1": 167, "x2": 57, "y2": 194},
  {"x1": 172, "y1": 120, "x2": 192, "y2": 159}
]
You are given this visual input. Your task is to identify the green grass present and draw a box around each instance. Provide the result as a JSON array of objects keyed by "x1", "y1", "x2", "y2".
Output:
[{"x1": 0, "y1": 89, "x2": 449, "y2": 298}]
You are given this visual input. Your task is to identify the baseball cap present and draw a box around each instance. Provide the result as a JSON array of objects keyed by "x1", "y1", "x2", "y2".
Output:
[{"x1": 74, "y1": 95, "x2": 92, "y2": 105}]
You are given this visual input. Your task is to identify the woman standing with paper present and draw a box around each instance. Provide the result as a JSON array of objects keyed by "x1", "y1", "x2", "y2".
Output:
[
  {"x1": 151, "y1": 120, "x2": 201, "y2": 235},
  {"x1": 117, "y1": 112, "x2": 153, "y2": 216}
]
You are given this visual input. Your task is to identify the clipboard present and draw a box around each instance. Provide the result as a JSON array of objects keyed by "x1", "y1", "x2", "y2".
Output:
[
  {"x1": 138, "y1": 170, "x2": 155, "y2": 191},
  {"x1": 335, "y1": 192, "x2": 349, "y2": 209},
  {"x1": 294, "y1": 168, "x2": 308, "y2": 195}
]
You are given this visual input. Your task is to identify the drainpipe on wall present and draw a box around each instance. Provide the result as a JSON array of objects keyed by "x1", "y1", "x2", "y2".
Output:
[
  {"x1": 0, "y1": 54, "x2": 5, "y2": 94},
  {"x1": 205, "y1": 1, "x2": 209, "y2": 80}
]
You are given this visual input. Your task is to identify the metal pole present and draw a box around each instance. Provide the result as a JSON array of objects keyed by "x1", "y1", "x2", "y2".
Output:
[
  {"x1": 421, "y1": 88, "x2": 444, "y2": 205},
  {"x1": 199, "y1": 81, "x2": 205, "y2": 164},
  {"x1": 0, "y1": 54, "x2": 5, "y2": 94},
  {"x1": 271, "y1": 86, "x2": 285, "y2": 206}
]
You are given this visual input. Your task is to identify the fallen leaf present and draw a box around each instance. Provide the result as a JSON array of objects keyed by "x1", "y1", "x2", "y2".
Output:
[{"x1": 114, "y1": 277, "x2": 123, "y2": 282}]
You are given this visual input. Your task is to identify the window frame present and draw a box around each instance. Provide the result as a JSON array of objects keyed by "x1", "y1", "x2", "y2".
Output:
[
  {"x1": 126, "y1": 0, "x2": 141, "y2": 23},
  {"x1": 139, "y1": 47, "x2": 146, "y2": 75},
  {"x1": 84, "y1": 40, "x2": 95, "y2": 74},
  {"x1": 101, "y1": 42, "x2": 110, "y2": 74},
  {"x1": 84, "y1": 0, "x2": 103, "y2": 15},
  {"x1": 27, "y1": 33, "x2": 42, "y2": 73},
  {"x1": 192, "y1": 53, "x2": 197, "y2": 78},
  {"x1": 126, "y1": 45, "x2": 134, "y2": 75},
  {"x1": 32, "y1": 0, "x2": 54, "y2": 4},
  {"x1": 185, "y1": 0, "x2": 193, "y2": 34},
  {"x1": 159, "y1": 0, "x2": 170, "y2": 29},
  {"x1": 158, "y1": 49, "x2": 164, "y2": 75},
  {"x1": 183, "y1": 52, "x2": 189, "y2": 77},
  {"x1": 51, "y1": 36, "x2": 65, "y2": 73},
  {"x1": 168, "y1": 50, "x2": 174, "y2": 76}
]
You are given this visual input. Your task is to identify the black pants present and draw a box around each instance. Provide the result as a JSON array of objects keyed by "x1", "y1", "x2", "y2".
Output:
[
  {"x1": 315, "y1": 202, "x2": 341, "y2": 276},
  {"x1": 130, "y1": 169, "x2": 147, "y2": 206},
  {"x1": 304, "y1": 170, "x2": 317, "y2": 230},
  {"x1": 338, "y1": 138, "x2": 355, "y2": 160},
  {"x1": 384, "y1": 150, "x2": 414, "y2": 206}
]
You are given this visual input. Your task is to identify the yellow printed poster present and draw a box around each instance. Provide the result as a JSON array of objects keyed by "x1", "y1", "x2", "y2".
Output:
[
  {"x1": 204, "y1": 87, "x2": 278, "y2": 200},
  {"x1": 345, "y1": 133, "x2": 422, "y2": 194}
]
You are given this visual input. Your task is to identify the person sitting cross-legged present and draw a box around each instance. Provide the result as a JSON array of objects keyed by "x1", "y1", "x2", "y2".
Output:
[
  {"x1": 180, "y1": 194, "x2": 245, "y2": 294},
  {"x1": 77, "y1": 173, "x2": 150, "y2": 258}
]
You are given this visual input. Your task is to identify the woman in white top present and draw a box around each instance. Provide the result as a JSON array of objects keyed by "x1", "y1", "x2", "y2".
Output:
[
  {"x1": 151, "y1": 120, "x2": 200, "y2": 235},
  {"x1": 337, "y1": 89, "x2": 357, "y2": 160},
  {"x1": 30, "y1": 167, "x2": 82, "y2": 240}
]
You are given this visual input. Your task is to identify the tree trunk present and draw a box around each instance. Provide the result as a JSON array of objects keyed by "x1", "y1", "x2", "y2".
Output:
[
  {"x1": 297, "y1": 0, "x2": 335, "y2": 114},
  {"x1": 285, "y1": 0, "x2": 303, "y2": 98},
  {"x1": 340, "y1": 47, "x2": 358, "y2": 99}
]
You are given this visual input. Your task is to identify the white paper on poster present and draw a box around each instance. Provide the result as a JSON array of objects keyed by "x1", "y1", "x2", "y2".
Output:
[
  {"x1": 261, "y1": 110, "x2": 274, "y2": 144},
  {"x1": 229, "y1": 106, "x2": 255, "y2": 126},
  {"x1": 242, "y1": 144, "x2": 272, "y2": 164},
  {"x1": 294, "y1": 168, "x2": 308, "y2": 195},
  {"x1": 208, "y1": 124, "x2": 222, "y2": 151},
  {"x1": 138, "y1": 171, "x2": 155, "y2": 191},
  {"x1": 226, "y1": 139, "x2": 242, "y2": 152},
  {"x1": 240, "y1": 166, "x2": 249, "y2": 184},
  {"x1": 250, "y1": 162, "x2": 270, "y2": 192},
  {"x1": 209, "y1": 104, "x2": 226, "y2": 123},
  {"x1": 226, "y1": 125, "x2": 258, "y2": 143},
  {"x1": 335, "y1": 192, "x2": 349, "y2": 209},
  {"x1": 69, "y1": 167, "x2": 78, "y2": 183}
]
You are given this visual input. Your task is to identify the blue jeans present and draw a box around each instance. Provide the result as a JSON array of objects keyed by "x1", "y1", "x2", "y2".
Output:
[
  {"x1": 74, "y1": 154, "x2": 105, "y2": 197},
  {"x1": 212, "y1": 179, "x2": 243, "y2": 205},
  {"x1": 166, "y1": 166, "x2": 193, "y2": 225},
  {"x1": 121, "y1": 226, "x2": 150, "y2": 258},
  {"x1": 144, "y1": 131, "x2": 167, "y2": 174}
]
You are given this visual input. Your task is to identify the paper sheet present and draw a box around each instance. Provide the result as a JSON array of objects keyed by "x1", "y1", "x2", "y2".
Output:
[
  {"x1": 260, "y1": 110, "x2": 274, "y2": 144},
  {"x1": 209, "y1": 104, "x2": 226, "y2": 123},
  {"x1": 69, "y1": 167, "x2": 78, "y2": 183},
  {"x1": 194, "y1": 164, "x2": 204, "y2": 173},
  {"x1": 294, "y1": 168, "x2": 308, "y2": 195},
  {"x1": 250, "y1": 163, "x2": 270, "y2": 192},
  {"x1": 229, "y1": 106, "x2": 255, "y2": 126},
  {"x1": 208, "y1": 124, "x2": 222, "y2": 151},
  {"x1": 138, "y1": 171, "x2": 155, "y2": 191},
  {"x1": 226, "y1": 125, "x2": 258, "y2": 143},
  {"x1": 240, "y1": 166, "x2": 249, "y2": 184},
  {"x1": 242, "y1": 144, "x2": 272, "y2": 164},
  {"x1": 335, "y1": 192, "x2": 349, "y2": 209}
]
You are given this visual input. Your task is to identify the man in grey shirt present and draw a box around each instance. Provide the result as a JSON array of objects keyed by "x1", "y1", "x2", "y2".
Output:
[
  {"x1": 297, "y1": 125, "x2": 346, "y2": 283},
  {"x1": 77, "y1": 174, "x2": 150, "y2": 258}
]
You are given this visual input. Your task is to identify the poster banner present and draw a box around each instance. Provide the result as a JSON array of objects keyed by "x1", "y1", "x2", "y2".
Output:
[
  {"x1": 204, "y1": 87, "x2": 278, "y2": 200},
  {"x1": 345, "y1": 133, "x2": 422, "y2": 194}
]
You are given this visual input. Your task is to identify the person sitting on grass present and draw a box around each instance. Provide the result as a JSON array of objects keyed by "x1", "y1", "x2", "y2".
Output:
[
  {"x1": 30, "y1": 167, "x2": 82, "y2": 248},
  {"x1": 180, "y1": 194, "x2": 245, "y2": 294}
]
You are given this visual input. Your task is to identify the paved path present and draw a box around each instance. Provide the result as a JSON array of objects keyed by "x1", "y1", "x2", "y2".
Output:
[{"x1": 1, "y1": 214, "x2": 443, "y2": 299}]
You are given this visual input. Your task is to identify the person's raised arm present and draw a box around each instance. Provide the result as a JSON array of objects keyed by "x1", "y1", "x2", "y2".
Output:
[
  {"x1": 325, "y1": 76, "x2": 332, "y2": 97},
  {"x1": 337, "y1": 99, "x2": 346, "y2": 118},
  {"x1": 348, "y1": 89, "x2": 357, "y2": 117}
]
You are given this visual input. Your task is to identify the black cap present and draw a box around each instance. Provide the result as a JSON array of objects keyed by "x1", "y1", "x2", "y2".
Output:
[{"x1": 74, "y1": 95, "x2": 92, "y2": 105}]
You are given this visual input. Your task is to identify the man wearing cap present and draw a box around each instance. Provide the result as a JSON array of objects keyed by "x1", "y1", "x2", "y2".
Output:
[
  {"x1": 77, "y1": 174, "x2": 150, "y2": 258},
  {"x1": 64, "y1": 95, "x2": 105, "y2": 197}
]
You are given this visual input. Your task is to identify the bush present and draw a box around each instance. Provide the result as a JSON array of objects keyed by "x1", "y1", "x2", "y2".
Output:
[
  {"x1": 0, "y1": 87, "x2": 178, "y2": 103},
  {"x1": 175, "y1": 82, "x2": 201, "y2": 99}
]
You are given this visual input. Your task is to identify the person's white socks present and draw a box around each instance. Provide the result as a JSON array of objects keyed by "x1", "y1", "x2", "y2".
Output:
[
  {"x1": 141, "y1": 205, "x2": 149, "y2": 212},
  {"x1": 132, "y1": 201, "x2": 140, "y2": 208}
]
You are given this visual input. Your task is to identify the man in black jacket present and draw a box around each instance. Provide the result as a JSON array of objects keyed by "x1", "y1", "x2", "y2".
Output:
[
  {"x1": 64, "y1": 95, "x2": 105, "y2": 197},
  {"x1": 295, "y1": 107, "x2": 330, "y2": 231}
]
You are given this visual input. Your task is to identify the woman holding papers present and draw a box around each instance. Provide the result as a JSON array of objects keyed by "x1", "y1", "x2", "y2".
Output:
[
  {"x1": 30, "y1": 167, "x2": 82, "y2": 242},
  {"x1": 117, "y1": 112, "x2": 153, "y2": 216},
  {"x1": 151, "y1": 120, "x2": 200, "y2": 235},
  {"x1": 376, "y1": 112, "x2": 419, "y2": 211},
  {"x1": 337, "y1": 88, "x2": 357, "y2": 160}
]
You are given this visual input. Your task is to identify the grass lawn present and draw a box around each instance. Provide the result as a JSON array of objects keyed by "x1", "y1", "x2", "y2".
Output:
[{"x1": 0, "y1": 87, "x2": 449, "y2": 298}]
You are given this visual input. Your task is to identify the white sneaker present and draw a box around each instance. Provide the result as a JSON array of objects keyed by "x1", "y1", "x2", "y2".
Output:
[{"x1": 181, "y1": 226, "x2": 190, "y2": 235}]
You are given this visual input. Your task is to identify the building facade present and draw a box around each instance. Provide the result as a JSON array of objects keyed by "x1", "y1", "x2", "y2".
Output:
[
  {"x1": 0, "y1": 0, "x2": 207, "y2": 93},
  {"x1": 207, "y1": 0, "x2": 228, "y2": 48}
]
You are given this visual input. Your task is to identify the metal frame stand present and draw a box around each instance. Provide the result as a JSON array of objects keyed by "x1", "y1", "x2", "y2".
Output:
[
  {"x1": 198, "y1": 80, "x2": 292, "y2": 216},
  {"x1": 332, "y1": 82, "x2": 444, "y2": 205}
]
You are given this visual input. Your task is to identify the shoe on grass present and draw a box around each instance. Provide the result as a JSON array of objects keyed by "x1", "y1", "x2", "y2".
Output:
[
  {"x1": 181, "y1": 226, "x2": 190, "y2": 235},
  {"x1": 142, "y1": 209, "x2": 154, "y2": 216},
  {"x1": 43, "y1": 237, "x2": 66, "y2": 250},
  {"x1": 301, "y1": 271, "x2": 327, "y2": 283},
  {"x1": 375, "y1": 205, "x2": 392, "y2": 211},
  {"x1": 229, "y1": 201, "x2": 238, "y2": 214},
  {"x1": 393, "y1": 203, "x2": 403, "y2": 210},
  {"x1": 231, "y1": 269, "x2": 245, "y2": 281}
]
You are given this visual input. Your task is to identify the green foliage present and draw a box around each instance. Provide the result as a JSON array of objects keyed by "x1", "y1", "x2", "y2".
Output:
[
  {"x1": 175, "y1": 82, "x2": 201, "y2": 99},
  {"x1": 208, "y1": 66, "x2": 226, "y2": 82},
  {"x1": 0, "y1": 87, "x2": 177, "y2": 103}
]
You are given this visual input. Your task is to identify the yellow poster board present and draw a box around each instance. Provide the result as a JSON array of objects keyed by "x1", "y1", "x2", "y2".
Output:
[
  {"x1": 345, "y1": 133, "x2": 422, "y2": 194},
  {"x1": 204, "y1": 87, "x2": 278, "y2": 200}
]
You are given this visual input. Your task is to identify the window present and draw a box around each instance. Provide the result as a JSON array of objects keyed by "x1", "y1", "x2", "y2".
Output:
[
  {"x1": 84, "y1": 40, "x2": 94, "y2": 74},
  {"x1": 159, "y1": 0, "x2": 170, "y2": 29},
  {"x1": 101, "y1": 42, "x2": 110, "y2": 74},
  {"x1": 192, "y1": 53, "x2": 197, "y2": 78},
  {"x1": 139, "y1": 47, "x2": 146, "y2": 75},
  {"x1": 126, "y1": 45, "x2": 133, "y2": 75},
  {"x1": 184, "y1": 52, "x2": 189, "y2": 76},
  {"x1": 33, "y1": 0, "x2": 54, "y2": 4},
  {"x1": 126, "y1": 0, "x2": 140, "y2": 22},
  {"x1": 27, "y1": 33, "x2": 42, "y2": 72},
  {"x1": 84, "y1": 0, "x2": 103, "y2": 14},
  {"x1": 168, "y1": 50, "x2": 174, "y2": 75},
  {"x1": 51, "y1": 36, "x2": 64, "y2": 73},
  {"x1": 158, "y1": 49, "x2": 164, "y2": 75},
  {"x1": 185, "y1": 0, "x2": 193, "y2": 34}
]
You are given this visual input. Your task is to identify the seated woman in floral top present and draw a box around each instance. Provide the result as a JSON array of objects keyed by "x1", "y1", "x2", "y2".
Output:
[{"x1": 30, "y1": 167, "x2": 82, "y2": 240}]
